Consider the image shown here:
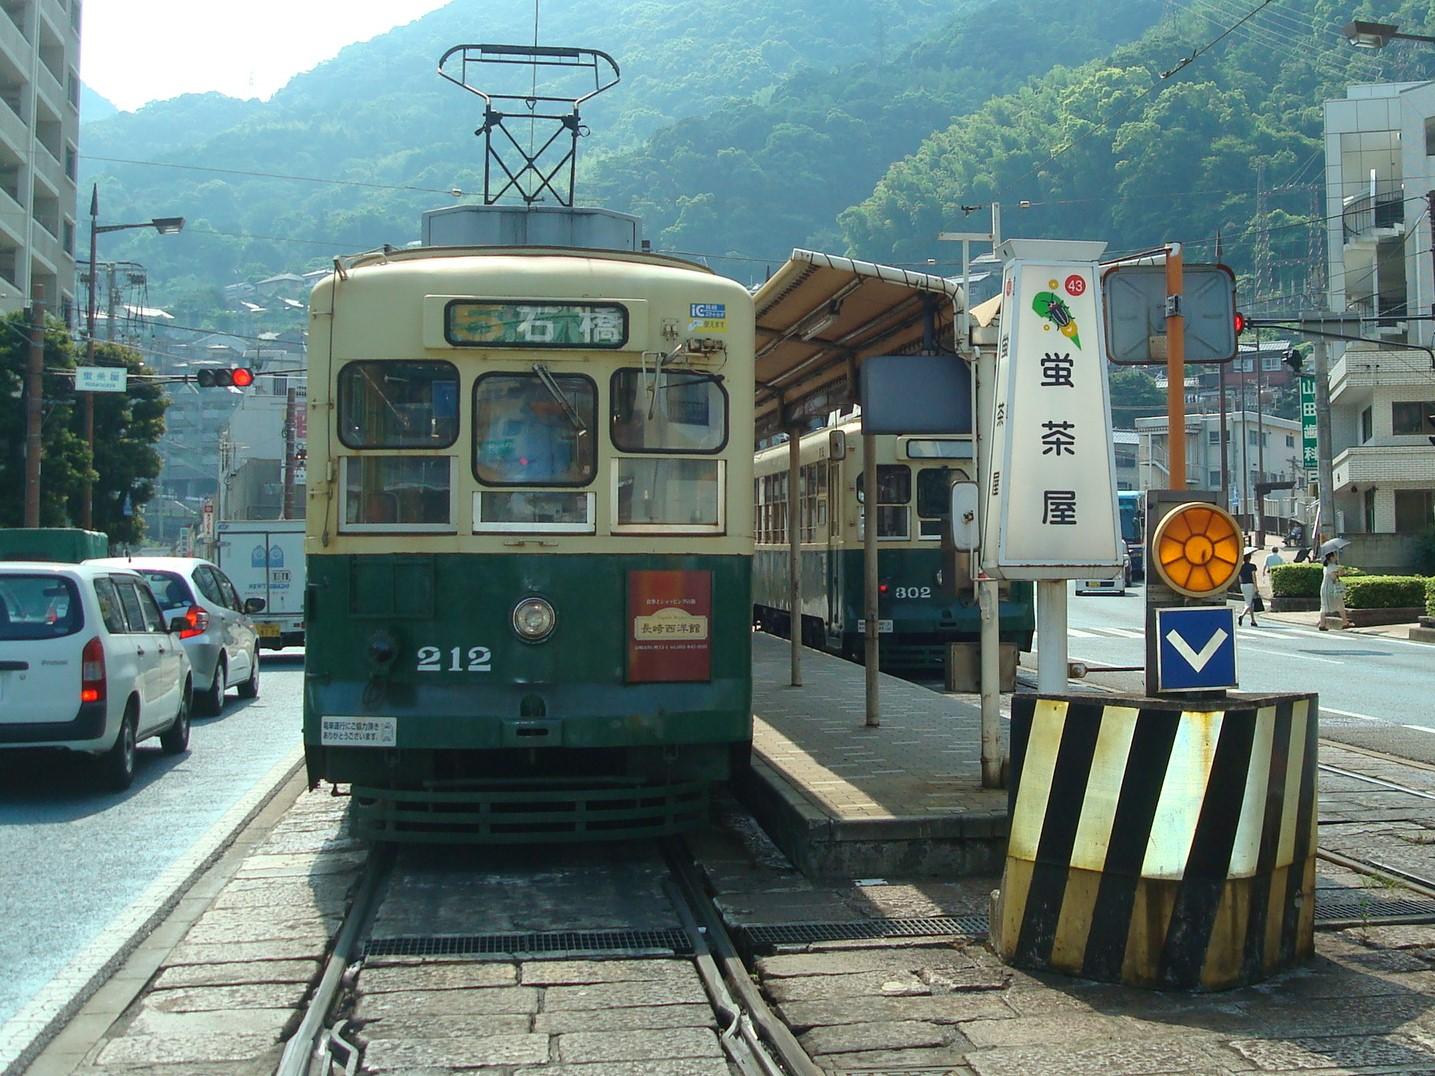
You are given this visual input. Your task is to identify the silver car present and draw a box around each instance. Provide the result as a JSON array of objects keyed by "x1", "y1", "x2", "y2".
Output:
[{"x1": 88, "y1": 557, "x2": 261, "y2": 715}]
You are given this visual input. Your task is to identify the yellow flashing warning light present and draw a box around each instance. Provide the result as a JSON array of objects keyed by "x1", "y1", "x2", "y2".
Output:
[{"x1": 1150, "y1": 502, "x2": 1244, "y2": 598}]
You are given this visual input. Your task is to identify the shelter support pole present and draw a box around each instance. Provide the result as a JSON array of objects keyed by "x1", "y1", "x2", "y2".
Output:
[
  {"x1": 863, "y1": 431, "x2": 880, "y2": 726},
  {"x1": 1036, "y1": 580, "x2": 1067, "y2": 694},
  {"x1": 1165, "y1": 245, "x2": 1186, "y2": 490},
  {"x1": 968, "y1": 257, "x2": 1002, "y2": 787},
  {"x1": 787, "y1": 423, "x2": 802, "y2": 687}
]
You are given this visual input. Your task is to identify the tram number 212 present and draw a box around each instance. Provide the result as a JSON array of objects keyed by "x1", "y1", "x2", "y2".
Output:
[{"x1": 416, "y1": 646, "x2": 494, "y2": 673}]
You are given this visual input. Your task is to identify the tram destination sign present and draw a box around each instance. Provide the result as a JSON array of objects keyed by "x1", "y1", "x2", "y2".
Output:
[
  {"x1": 445, "y1": 299, "x2": 628, "y2": 348},
  {"x1": 981, "y1": 242, "x2": 1124, "y2": 580}
]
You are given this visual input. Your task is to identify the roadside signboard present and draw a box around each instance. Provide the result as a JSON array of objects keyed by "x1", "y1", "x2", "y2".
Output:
[
  {"x1": 1299, "y1": 375, "x2": 1318, "y2": 480},
  {"x1": 981, "y1": 252, "x2": 1124, "y2": 579},
  {"x1": 74, "y1": 366, "x2": 127, "y2": 393}
]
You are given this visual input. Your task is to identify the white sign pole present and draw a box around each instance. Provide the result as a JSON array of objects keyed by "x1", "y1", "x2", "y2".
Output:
[{"x1": 1036, "y1": 580, "x2": 1068, "y2": 693}]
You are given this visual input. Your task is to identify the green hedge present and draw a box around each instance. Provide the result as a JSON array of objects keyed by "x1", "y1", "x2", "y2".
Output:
[
  {"x1": 1342, "y1": 575, "x2": 1427, "y2": 609},
  {"x1": 1270, "y1": 563, "x2": 1322, "y2": 598},
  {"x1": 1426, "y1": 577, "x2": 1435, "y2": 618}
]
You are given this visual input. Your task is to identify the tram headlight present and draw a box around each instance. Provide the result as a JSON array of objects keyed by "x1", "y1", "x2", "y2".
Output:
[{"x1": 512, "y1": 596, "x2": 556, "y2": 642}]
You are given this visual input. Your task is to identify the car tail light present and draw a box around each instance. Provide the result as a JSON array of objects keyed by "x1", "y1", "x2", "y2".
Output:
[
  {"x1": 81, "y1": 636, "x2": 106, "y2": 704},
  {"x1": 179, "y1": 605, "x2": 209, "y2": 639}
]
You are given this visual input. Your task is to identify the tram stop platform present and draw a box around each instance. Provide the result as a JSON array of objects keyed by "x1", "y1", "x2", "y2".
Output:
[{"x1": 739, "y1": 631, "x2": 1009, "y2": 880}]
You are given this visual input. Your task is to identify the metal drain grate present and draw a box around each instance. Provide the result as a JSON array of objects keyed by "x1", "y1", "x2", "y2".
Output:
[
  {"x1": 1316, "y1": 891, "x2": 1435, "y2": 925},
  {"x1": 742, "y1": 916, "x2": 989, "y2": 950},
  {"x1": 365, "y1": 929, "x2": 694, "y2": 960}
]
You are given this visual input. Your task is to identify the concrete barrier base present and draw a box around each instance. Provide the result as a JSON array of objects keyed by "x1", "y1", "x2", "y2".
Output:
[{"x1": 990, "y1": 692, "x2": 1318, "y2": 991}]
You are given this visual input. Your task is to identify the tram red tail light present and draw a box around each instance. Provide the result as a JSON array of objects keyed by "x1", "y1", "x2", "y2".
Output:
[
  {"x1": 878, "y1": 582, "x2": 890, "y2": 595},
  {"x1": 178, "y1": 605, "x2": 209, "y2": 639},
  {"x1": 80, "y1": 636, "x2": 105, "y2": 704}
]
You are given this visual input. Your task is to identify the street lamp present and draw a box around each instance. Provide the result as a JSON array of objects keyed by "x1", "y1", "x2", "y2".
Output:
[
  {"x1": 82, "y1": 183, "x2": 184, "y2": 529},
  {"x1": 1341, "y1": 20, "x2": 1435, "y2": 49}
]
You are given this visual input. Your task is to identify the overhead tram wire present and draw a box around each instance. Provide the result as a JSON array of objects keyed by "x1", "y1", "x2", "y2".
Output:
[{"x1": 1159, "y1": 0, "x2": 1273, "y2": 79}]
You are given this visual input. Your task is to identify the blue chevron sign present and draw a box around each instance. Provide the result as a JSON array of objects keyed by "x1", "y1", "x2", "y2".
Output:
[{"x1": 1155, "y1": 606, "x2": 1237, "y2": 693}]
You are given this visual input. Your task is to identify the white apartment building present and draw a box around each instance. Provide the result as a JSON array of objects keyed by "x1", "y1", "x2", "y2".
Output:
[
  {"x1": 1134, "y1": 411, "x2": 1304, "y2": 535},
  {"x1": 1322, "y1": 83, "x2": 1435, "y2": 555},
  {"x1": 0, "y1": 0, "x2": 81, "y2": 323}
]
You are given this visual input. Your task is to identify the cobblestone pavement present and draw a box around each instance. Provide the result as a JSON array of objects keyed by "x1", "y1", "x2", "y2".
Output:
[
  {"x1": 45, "y1": 787, "x2": 358, "y2": 1075},
  {"x1": 695, "y1": 805, "x2": 1435, "y2": 1076}
]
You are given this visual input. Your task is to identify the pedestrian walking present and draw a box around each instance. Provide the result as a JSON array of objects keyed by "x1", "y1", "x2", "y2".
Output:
[
  {"x1": 1318, "y1": 550, "x2": 1353, "y2": 631},
  {"x1": 1263, "y1": 544, "x2": 1283, "y2": 578},
  {"x1": 1237, "y1": 550, "x2": 1260, "y2": 626}
]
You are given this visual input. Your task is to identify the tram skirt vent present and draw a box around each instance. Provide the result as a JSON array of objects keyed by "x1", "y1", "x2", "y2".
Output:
[{"x1": 364, "y1": 929, "x2": 694, "y2": 961}]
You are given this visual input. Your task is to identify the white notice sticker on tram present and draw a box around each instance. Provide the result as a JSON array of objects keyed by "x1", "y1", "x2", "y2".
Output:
[{"x1": 321, "y1": 716, "x2": 397, "y2": 747}]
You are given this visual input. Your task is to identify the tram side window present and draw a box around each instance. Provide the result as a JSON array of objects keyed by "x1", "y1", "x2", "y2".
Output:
[
  {"x1": 610, "y1": 369, "x2": 727, "y2": 452},
  {"x1": 473, "y1": 372, "x2": 596, "y2": 486},
  {"x1": 916, "y1": 467, "x2": 969, "y2": 539},
  {"x1": 338, "y1": 361, "x2": 459, "y2": 448},
  {"x1": 856, "y1": 464, "x2": 911, "y2": 540},
  {"x1": 615, "y1": 459, "x2": 723, "y2": 532},
  {"x1": 343, "y1": 456, "x2": 453, "y2": 530}
]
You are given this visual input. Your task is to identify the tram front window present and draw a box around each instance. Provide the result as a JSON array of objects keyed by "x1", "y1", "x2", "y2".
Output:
[
  {"x1": 916, "y1": 466, "x2": 968, "y2": 539},
  {"x1": 338, "y1": 361, "x2": 458, "y2": 448},
  {"x1": 615, "y1": 459, "x2": 722, "y2": 531},
  {"x1": 610, "y1": 368, "x2": 727, "y2": 452},
  {"x1": 473, "y1": 372, "x2": 596, "y2": 486}
]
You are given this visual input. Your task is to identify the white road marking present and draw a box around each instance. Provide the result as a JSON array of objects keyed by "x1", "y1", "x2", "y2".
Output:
[
  {"x1": 1240, "y1": 643, "x2": 1340, "y2": 665},
  {"x1": 1098, "y1": 627, "x2": 1146, "y2": 638},
  {"x1": 1402, "y1": 724, "x2": 1435, "y2": 735}
]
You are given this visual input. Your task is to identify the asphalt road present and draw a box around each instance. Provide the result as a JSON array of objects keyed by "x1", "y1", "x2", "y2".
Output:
[
  {"x1": 0, "y1": 652, "x2": 305, "y2": 1033},
  {"x1": 1042, "y1": 582, "x2": 1435, "y2": 756}
]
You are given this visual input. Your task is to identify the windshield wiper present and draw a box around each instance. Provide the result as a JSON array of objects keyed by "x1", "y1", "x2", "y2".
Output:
[{"x1": 531, "y1": 363, "x2": 587, "y2": 435}]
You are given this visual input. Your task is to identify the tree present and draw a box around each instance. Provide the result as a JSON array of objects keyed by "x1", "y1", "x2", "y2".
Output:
[
  {"x1": 1108, "y1": 366, "x2": 1165, "y2": 425},
  {"x1": 80, "y1": 342, "x2": 168, "y2": 546},
  {"x1": 0, "y1": 311, "x2": 87, "y2": 527},
  {"x1": 0, "y1": 313, "x2": 167, "y2": 543}
]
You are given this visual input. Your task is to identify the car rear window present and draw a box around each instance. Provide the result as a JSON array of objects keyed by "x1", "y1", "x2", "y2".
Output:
[
  {"x1": 139, "y1": 570, "x2": 194, "y2": 611},
  {"x1": 0, "y1": 574, "x2": 83, "y2": 640}
]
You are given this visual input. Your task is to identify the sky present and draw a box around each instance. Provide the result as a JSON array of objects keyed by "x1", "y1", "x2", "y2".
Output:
[{"x1": 80, "y1": 0, "x2": 453, "y2": 112}]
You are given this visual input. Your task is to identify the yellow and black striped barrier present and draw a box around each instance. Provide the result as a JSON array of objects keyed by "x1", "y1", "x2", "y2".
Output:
[{"x1": 990, "y1": 693, "x2": 1318, "y2": 990}]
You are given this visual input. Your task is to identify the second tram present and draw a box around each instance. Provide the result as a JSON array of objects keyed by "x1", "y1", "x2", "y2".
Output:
[{"x1": 751, "y1": 414, "x2": 1035, "y2": 670}]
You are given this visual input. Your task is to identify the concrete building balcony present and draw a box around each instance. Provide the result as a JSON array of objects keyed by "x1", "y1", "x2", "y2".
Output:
[
  {"x1": 1330, "y1": 346, "x2": 1435, "y2": 406},
  {"x1": 1331, "y1": 444, "x2": 1435, "y2": 491}
]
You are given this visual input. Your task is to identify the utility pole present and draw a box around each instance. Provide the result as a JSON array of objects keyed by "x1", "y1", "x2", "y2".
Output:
[
  {"x1": 282, "y1": 387, "x2": 299, "y2": 520},
  {"x1": 22, "y1": 287, "x2": 44, "y2": 527},
  {"x1": 1255, "y1": 326, "x2": 1266, "y2": 540}
]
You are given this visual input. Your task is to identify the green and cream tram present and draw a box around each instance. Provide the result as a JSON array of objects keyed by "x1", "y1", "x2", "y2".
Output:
[
  {"x1": 302, "y1": 245, "x2": 755, "y2": 841},
  {"x1": 752, "y1": 415, "x2": 1034, "y2": 670}
]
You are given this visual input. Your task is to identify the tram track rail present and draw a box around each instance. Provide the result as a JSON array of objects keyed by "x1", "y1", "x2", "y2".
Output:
[{"x1": 276, "y1": 838, "x2": 818, "y2": 1076}]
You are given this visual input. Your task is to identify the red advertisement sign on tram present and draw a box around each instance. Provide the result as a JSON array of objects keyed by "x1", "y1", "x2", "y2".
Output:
[{"x1": 626, "y1": 570, "x2": 712, "y2": 683}]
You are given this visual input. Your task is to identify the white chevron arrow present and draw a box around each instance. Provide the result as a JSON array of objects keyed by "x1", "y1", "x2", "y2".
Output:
[{"x1": 1165, "y1": 627, "x2": 1229, "y2": 673}]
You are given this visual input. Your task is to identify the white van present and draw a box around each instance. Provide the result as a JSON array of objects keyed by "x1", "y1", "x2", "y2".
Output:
[{"x1": 0, "y1": 562, "x2": 193, "y2": 790}]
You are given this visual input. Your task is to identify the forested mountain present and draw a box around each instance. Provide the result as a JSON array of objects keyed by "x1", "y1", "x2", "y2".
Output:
[
  {"x1": 77, "y1": 0, "x2": 961, "y2": 309},
  {"x1": 78, "y1": 0, "x2": 1435, "y2": 324}
]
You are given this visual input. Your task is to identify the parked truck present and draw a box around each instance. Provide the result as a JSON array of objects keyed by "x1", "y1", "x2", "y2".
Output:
[{"x1": 214, "y1": 519, "x2": 304, "y2": 649}]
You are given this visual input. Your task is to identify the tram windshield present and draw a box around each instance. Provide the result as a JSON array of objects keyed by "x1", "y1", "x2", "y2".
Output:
[
  {"x1": 473, "y1": 372, "x2": 596, "y2": 486},
  {"x1": 610, "y1": 368, "x2": 727, "y2": 453},
  {"x1": 856, "y1": 465, "x2": 911, "y2": 539},
  {"x1": 916, "y1": 466, "x2": 969, "y2": 539}
]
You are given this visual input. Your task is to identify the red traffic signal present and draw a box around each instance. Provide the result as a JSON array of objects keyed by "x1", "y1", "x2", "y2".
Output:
[
  {"x1": 196, "y1": 366, "x2": 256, "y2": 388},
  {"x1": 1234, "y1": 311, "x2": 1247, "y2": 335}
]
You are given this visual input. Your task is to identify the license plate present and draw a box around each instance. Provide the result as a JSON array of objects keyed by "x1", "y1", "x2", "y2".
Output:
[
  {"x1": 321, "y1": 716, "x2": 397, "y2": 747},
  {"x1": 256, "y1": 622, "x2": 281, "y2": 638},
  {"x1": 856, "y1": 619, "x2": 894, "y2": 634}
]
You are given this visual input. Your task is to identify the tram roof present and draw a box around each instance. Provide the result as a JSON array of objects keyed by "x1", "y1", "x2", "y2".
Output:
[{"x1": 752, "y1": 249, "x2": 966, "y2": 440}]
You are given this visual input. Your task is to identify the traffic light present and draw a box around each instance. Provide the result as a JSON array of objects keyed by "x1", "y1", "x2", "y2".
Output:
[
  {"x1": 1282, "y1": 347, "x2": 1303, "y2": 373},
  {"x1": 1234, "y1": 311, "x2": 1247, "y2": 335},
  {"x1": 196, "y1": 367, "x2": 255, "y2": 388}
]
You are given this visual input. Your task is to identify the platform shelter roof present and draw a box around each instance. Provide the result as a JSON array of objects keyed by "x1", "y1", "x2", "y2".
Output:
[{"x1": 751, "y1": 249, "x2": 966, "y2": 442}]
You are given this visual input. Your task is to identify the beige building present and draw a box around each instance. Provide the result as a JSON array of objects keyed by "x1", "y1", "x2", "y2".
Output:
[{"x1": 0, "y1": 0, "x2": 81, "y2": 323}]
